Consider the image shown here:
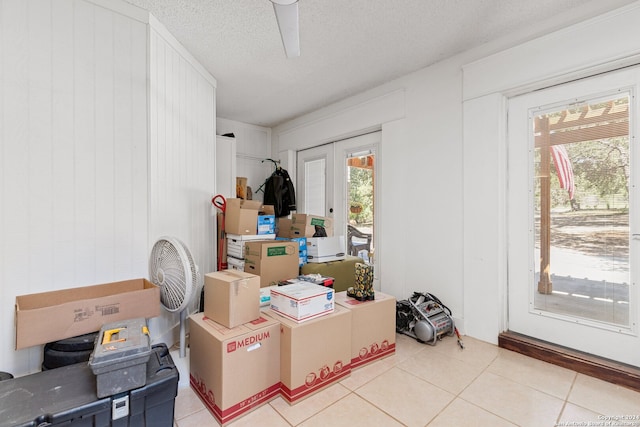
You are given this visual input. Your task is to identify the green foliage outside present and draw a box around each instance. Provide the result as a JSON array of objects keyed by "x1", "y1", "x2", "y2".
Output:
[
  {"x1": 348, "y1": 166, "x2": 374, "y2": 224},
  {"x1": 536, "y1": 136, "x2": 629, "y2": 211}
]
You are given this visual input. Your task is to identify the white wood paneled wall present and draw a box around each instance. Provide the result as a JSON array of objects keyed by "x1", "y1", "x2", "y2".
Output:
[
  {"x1": 0, "y1": 0, "x2": 148, "y2": 375},
  {"x1": 148, "y1": 18, "x2": 217, "y2": 339},
  {"x1": 0, "y1": 0, "x2": 217, "y2": 376}
]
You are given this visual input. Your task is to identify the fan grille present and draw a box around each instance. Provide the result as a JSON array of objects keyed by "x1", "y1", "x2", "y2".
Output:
[{"x1": 149, "y1": 237, "x2": 196, "y2": 312}]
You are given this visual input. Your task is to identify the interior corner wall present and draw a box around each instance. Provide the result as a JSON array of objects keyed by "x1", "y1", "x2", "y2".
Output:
[
  {"x1": 216, "y1": 118, "x2": 273, "y2": 202},
  {"x1": 147, "y1": 17, "x2": 217, "y2": 344}
]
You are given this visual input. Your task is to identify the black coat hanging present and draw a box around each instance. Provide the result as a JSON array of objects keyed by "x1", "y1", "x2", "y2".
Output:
[{"x1": 260, "y1": 159, "x2": 296, "y2": 217}]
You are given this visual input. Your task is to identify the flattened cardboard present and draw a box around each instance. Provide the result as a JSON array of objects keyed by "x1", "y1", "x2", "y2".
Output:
[
  {"x1": 15, "y1": 279, "x2": 160, "y2": 350},
  {"x1": 264, "y1": 306, "x2": 352, "y2": 404},
  {"x1": 204, "y1": 270, "x2": 260, "y2": 328},
  {"x1": 189, "y1": 313, "x2": 280, "y2": 426},
  {"x1": 335, "y1": 291, "x2": 396, "y2": 369}
]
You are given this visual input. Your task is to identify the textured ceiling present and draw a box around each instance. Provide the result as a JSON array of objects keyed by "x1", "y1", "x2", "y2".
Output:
[{"x1": 124, "y1": 0, "x2": 637, "y2": 128}]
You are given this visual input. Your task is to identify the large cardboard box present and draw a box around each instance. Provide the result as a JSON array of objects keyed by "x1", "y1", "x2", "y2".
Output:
[
  {"x1": 225, "y1": 198, "x2": 263, "y2": 235},
  {"x1": 270, "y1": 282, "x2": 334, "y2": 322},
  {"x1": 204, "y1": 270, "x2": 260, "y2": 329},
  {"x1": 15, "y1": 279, "x2": 160, "y2": 350},
  {"x1": 291, "y1": 214, "x2": 334, "y2": 238},
  {"x1": 264, "y1": 306, "x2": 352, "y2": 404},
  {"x1": 306, "y1": 236, "x2": 346, "y2": 263},
  {"x1": 276, "y1": 236, "x2": 308, "y2": 266},
  {"x1": 335, "y1": 291, "x2": 396, "y2": 369},
  {"x1": 189, "y1": 313, "x2": 280, "y2": 426},
  {"x1": 244, "y1": 240, "x2": 299, "y2": 287}
]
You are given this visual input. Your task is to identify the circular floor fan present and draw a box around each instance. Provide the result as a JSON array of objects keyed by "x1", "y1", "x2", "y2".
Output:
[{"x1": 149, "y1": 236, "x2": 200, "y2": 358}]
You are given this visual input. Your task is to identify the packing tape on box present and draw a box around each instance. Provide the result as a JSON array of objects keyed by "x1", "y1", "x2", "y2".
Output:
[{"x1": 233, "y1": 278, "x2": 249, "y2": 296}]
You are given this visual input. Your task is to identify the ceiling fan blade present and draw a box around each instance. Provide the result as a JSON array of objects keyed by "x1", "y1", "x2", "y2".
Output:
[{"x1": 273, "y1": 2, "x2": 300, "y2": 58}]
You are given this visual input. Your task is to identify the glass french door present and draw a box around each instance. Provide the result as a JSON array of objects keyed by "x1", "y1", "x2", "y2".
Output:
[
  {"x1": 507, "y1": 67, "x2": 640, "y2": 366},
  {"x1": 296, "y1": 132, "x2": 381, "y2": 288}
]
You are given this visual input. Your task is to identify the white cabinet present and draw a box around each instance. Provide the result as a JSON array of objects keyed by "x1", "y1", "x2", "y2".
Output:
[{"x1": 216, "y1": 135, "x2": 237, "y2": 198}]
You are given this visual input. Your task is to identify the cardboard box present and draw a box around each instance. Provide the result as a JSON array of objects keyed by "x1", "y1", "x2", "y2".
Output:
[
  {"x1": 276, "y1": 218, "x2": 294, "y2": 238},
  {"x1": 335, "y1": 291, "x2": 397, "y2": 369},
  {"x1": 307, "y1": 236, "x2": 346, "y2": 263},
  {"x1": 276, "y1": 237, "x2": 308, "y2": 266},
  {"x1": 225, "y1": 198, "x2": 263, "y2": 235},
  {"x1": 204, "y1": 270, "x2": 260, "y2": 328},
  {"x1": 189, "y1": 313, "x2": 280, "y2": 426},
  {"x1": 264, "y1": 306, "x2": 352, "y2": 404},
  {"x1": 15, "y1": 279, "x2": 160, "y2": 350},
  {"x1": 270, "y1": 282, "x2": 334, "y2": 322},
  {"x1": 227, "y1": 234, "x2": 275, "y2": 259},
  {"x1": 291, "y1": 214, "x2": 334, "y2": 238},
  {"x1": 244, "y1": 240, "x2": 299, "y2": 287},
  {"x1": 226, "y1": 256, "x2": 245, "y2": 271},
  {"x1": 258, "y1": 205, "x2": 276, "y2": 235},
  {"x1": 258, "y1": 215, "x2": 276, "y2": 235}
]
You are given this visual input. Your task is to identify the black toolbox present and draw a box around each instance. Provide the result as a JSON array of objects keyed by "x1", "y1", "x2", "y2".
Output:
[{"x1": 0, "y1": 343, "x2": 178, "y2": 427}]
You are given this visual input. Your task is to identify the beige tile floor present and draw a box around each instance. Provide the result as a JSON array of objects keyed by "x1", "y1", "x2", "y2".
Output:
[{"x1": 170, "y1": 334, "x2": 640, "y2": 427}]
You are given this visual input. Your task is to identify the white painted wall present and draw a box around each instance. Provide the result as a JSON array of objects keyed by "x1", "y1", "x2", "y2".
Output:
[
  {"x1": 0, "y1": 0, "x2": 148, "y2": 375},
  {"x1": 217, "y1": 118, "x2": 273, "y2": 202},
  {"x1": 0, "y1": 0, "x2": 217, "y2": 375},
  {"x1": 273, "y1": 59, "x2": 466, "y2": 326},
  {"x1": 273, "y1": 1, "x2": 640, "y2": 345},
  {"x1": 147, "y1": 16, "x2": 217, "y2": 345}
]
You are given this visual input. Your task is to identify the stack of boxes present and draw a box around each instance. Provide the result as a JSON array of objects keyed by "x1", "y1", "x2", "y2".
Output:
[
  {"x1": 190, "y1": 269, "x2": 397, "y2": 425},
  {"x1": 189, "y1": 270, "x2": 281, "y2": 426},
  {"x1": 223, "y1": 198, "x2": 299, "y2": 288},
  {"x1": 192, "y1": 199, "x2": 394, "y2": 424},
  {"x1": 189, "y1": 269, "x2": 398, "y2": 424},
  {"x1": 277, "y1": 213, "x2": 345, "y2": 263}
]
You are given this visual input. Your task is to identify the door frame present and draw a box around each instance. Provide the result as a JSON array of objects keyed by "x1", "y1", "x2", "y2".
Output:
[
  {"x1": 335, "y1": 132, "x2": 381, "y2": 289},
  {"x1": 506, "y1": 67, "x2": 640, "y2": 366}
]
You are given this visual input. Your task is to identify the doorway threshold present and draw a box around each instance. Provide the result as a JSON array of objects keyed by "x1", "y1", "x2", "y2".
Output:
[{"x1": 498, "y1": 331, "x2": 640, "y2": 393}]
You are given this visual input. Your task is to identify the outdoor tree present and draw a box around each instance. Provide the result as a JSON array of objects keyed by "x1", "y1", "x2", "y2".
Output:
[
  {"x1": 567, "y1": 137, "x2": 629, "y2": 200},
  {"x1": 349, "y1": 166, "x2": 373, "y2": 224}
]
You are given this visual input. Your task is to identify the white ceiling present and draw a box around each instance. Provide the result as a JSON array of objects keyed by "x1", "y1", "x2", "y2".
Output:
[{"x1": 124, "y1": 0, "x2": 637, "y2": 128}]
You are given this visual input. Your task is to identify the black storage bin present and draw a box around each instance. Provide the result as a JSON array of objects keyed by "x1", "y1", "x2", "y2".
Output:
[{"x1": 0, "y1": 344, "x2": 178, "y2": 427}]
